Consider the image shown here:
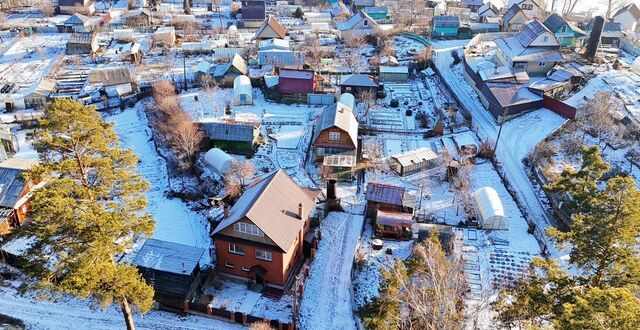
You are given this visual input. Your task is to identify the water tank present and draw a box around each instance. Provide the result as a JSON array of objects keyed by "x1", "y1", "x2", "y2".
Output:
[{"x1": 586, "y1": 16, "x2": 605, "y2": 60}]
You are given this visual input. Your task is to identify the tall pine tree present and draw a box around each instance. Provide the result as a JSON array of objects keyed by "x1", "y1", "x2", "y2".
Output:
[{"x1": 17, "y1": 99, "x2": 155, "y2": 330}]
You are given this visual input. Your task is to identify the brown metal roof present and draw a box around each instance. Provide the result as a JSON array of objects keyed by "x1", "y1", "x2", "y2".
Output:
[
  {"x1": 366, "y1": 183, "x2": 405, "y2": 206},
  {"x1": 212, "y1": 170, "x2": 318, "y2": 252}
]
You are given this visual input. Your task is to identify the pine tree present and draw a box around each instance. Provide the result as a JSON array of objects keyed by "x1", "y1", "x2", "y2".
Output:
[
  {"x1": 17, "y1": 99, "x2": 155, "y2": 330},
  {"x1": 555, "y1": 287, "x2": 640, "y2": 330},
  {"x1": 293, "y1": 7, "x2": 304, "y2": 19}
]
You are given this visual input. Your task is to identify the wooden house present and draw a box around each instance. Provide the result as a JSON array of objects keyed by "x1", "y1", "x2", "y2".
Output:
[
  {"x1": 132, "y1": 239, "x2": 205, "y2": 309},
  {"x1": 252, "y1": 16, "x2": 287, "y2": 41},
  {"x1": 365, "y1": 183, "x2": 416, "y2": 239},
  {"x1": 153, "y1": 27, "x2": 176, "y2": 47},
  {"x1": 543, "y1": 13, "x2": 586, "y2": 48},
  {"x1": 211, "y1": 170, "x2": 320, "y2": 289},
  {"x1": 338, "y1": 74, "x2": 379, "y2": 96},
  {"x1": 0, "y1": 160, "x2": 41, "y2": 236},
  {"x1": 337, "y1": 10, "x2": 379, "y2": 40},
  {"x1": 122, "y1": 8, "x2": 153, "y2": 27},
  {"x1": 387, "y1": 148, "x2": 438, "y2": 176},
  {"x1": 200, "y1": 121, "x2": 260, "y2": 154},
  {"x1": 501, "y1": 5, "x2": 528, "y2": 32},
  {"x1": 241, "y1": 0, "x2": 266, "y2": 28},
  {"x1": 213, "y1": 54, "x2": 248, "y2": 87},
  {"x1": 312, "y1": 101, "x2": 358, "y2": 158},
  {"x1": 66, "y1": 32, "x2": 99, "y2": 55},
  {"x1": 478, "y1": 2, "x2": 500, "y2": 22},
  {"x1": 509, "y1": 0, "x2": 546, "y2": 20}
]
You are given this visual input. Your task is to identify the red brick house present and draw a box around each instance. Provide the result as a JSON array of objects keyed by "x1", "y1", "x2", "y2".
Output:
[
  {"x1": 0, "y1": 159, "x2": 42, "y2": 236},
  {"x1": 212, "y1": 170, "x2": 319, "y2": 289},
  {"x1": 278, "y1": 68, "x2": 318, "y2": 95}
]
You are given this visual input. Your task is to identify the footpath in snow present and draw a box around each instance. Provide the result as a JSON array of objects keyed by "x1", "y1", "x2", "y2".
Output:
[
  {"x1": 106, "y1": 105, "x2": 211, "y2": 255},
  {"x1": 299, "y1": 211, "x2": 364, "y2": 330},
  {"x1": 433, "y1": 47, "x2": 567, "y2": 258}
]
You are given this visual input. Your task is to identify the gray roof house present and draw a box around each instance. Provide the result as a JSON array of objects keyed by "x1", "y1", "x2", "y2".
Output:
[
  {"x1": 200, "y1": 121, "x2": 259, "y2": 154},
  {"x1": 337, "y1": 10, "x2": 379, "y2": 40}
]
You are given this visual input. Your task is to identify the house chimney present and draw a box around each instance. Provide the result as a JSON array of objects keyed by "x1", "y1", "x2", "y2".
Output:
[
  {"x1": 223, "y1": 203, "x2": 229, "y2": 218},
  {"x1": 298, "y1": 203, "x2": 304, "y2": 220}
]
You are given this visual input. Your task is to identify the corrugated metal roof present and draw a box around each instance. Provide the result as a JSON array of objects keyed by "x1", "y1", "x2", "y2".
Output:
[
  {"x1": 433, "y1": 15, "x2": 460, "y2": 28},
  {"x1": 339, "y1": 74, "x2": 378, "y2": 87},
  {"x1": 543, "y1": 13, "x2": 566, "y2": 33},
  {"x1": 202, "y1": 121, "x2": 258, "y2": 142},
  {"x1": 132, "y1": 238, "x2": 204, "y2": 275},
  {"x1": 212, "y1": 170, "x2": 319, "y2": 252},
  {"x1": 389, "y1": 147, "x2": 438, "y2": 167},
  {"x1": 312, "y1": 102, "x2": 358, "y2": 149},
  {"x1": 0, "y1": 167, "x2": 28, "y2": 209},
  {"x1": 68, "y1": 32, "x2": 94, "y2": 45},
  {"x1": 337, "y1": 10, "x2": 378, "y2": 31},
  {"x1": 254, "y1": 16, "x2": 286, "y2": 39},
  {"x1": 516, "y1": 20, "x2": 551, "y2": 48},
  {"x1": 376, "y1": 209, "x2": 412, "y2": 227},
  {"x1": 366, "y1": 183, "x2": 404, "y2": 205},
  {"x1": 502, "y1": 5, "x2": 524, "y2": 24},
  {"x1": 279, "y1": 68, "x2": 313, "y2": 80},
  {"x1": 486, "y1": 82, "x2": 543, "y2": 107}
]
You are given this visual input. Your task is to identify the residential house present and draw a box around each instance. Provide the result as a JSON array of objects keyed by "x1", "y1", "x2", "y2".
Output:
[
  {"x1": 59, "y1": 13, "x2": 93, "y2": 32},
  {"x1": 509, "y1": 0, "x2": 545, "y2": 20},
  {"x1": 365, "y1": 183, "x2": 416, "y2": 239},
  {"x1": 501, "y1": 4, "x2": 528, "y2": 32},
  {"x1": 131, "y1": 239, "x2": 205, "y2": 309},
  {"x1": 258, "y1": 38, "x2": 290, "y2": 51},
  {"x1": 278, "y1": 68, "x2": 317, "y2": 95},
  {"x1": 528, "y1": 67, "x2": 582, "y2": 98},
  {"x1": 312, "y1": 101, "x2": 358, "y2": 158},
  {"x1": 242, "y1": 0, "x2": 267, "y2": 28},
  {"x1": 66, "y1": 32, "x2": 99, "y2": 55},
  {"x1": 611, "y1": 3, "x2": 640, "y2": 33},
  {"x1": 213, "y1": 53, "x2": 248, "y2": 87},
  {"x1": 23, "y1": 79, "x2": 55, "y2": 109},
  {"x1": 387, "y1": 147, "x2": 439, "y2": 176},
  {"x1": 363, "y1": 6, "x2": 389, "y2": 21},
  {"x1": 462, "y1": 0, "x2": 484, "y2": 13},
  {"x1": 121, "y1": 8, "x2": 153, "y2": 27},
  {"x1": 478, "y1": 82, "x2": 543, "y2": 119},
  {"x1": 0, "y1": 159, "x2": 41, "y2": 236},
  {"x1": 495, "y1": 20, "x2": 564, "y2": 76},
  {"x1": 59, "y1": 0, "x2": 95, "y2": 15},
  {"x1": 353, "y1": 0, "x2": 375, "y2": 11},
  {"x1": 258, "y1": 51, "x2": 306, "y2": 67},
  {"x1": 478, "y1": 2, "x2": 500, "y2": 22},
  {"x1": 586, "y1": 21, "x2": 623, "y2": 46},
  {"x1": 432, "y1": 15, "x2": 460, "y2": 39},
  {"x1": 252, "y1": 16, "x2": 287, "y2": 41},
  {"x1": 339, "y1": 74, "x2": 379, "y2": 96},
  {"x1": 88, "y1": 66, "x2": 136, "y2": 86},
  {"x1": 211, "y1": 170, "x2": 320, "y2": 289},
  {"x1": 337, "y1": 10, "x2": 380, "y2": 40},
  {"x1": 201, "y1": 121, "x2": 260, "y2": 154},
  {"x1": 543, "y1": 13, "x2": 586, "y2": 48}
]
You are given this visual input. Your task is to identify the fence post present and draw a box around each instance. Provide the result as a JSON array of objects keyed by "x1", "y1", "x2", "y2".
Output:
[
  {"x1": 242, "y1": 313, "x2": 248, "y2": 326},
  {"x1": 183, "y1": 300, "x2": 189, "y2": 313},
  {"x1": 206, "y1": 304, "x2": 212, "y2": 315},
  {"x1": 230, "y1": 310, "x2": 235, "y2": 323}
]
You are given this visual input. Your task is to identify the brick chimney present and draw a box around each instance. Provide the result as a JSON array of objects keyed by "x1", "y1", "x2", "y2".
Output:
[
  {"x1": 298, "y1": 203, "x2": 304, "y2": 220},
  {"x1": 223, "y1": 203, "x2": 229, "y2": 218}
]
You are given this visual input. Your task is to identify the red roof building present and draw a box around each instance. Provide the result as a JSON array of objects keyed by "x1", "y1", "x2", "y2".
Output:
[{"x1": 278, "y1": 68, "x2": 318, "y2": 95}]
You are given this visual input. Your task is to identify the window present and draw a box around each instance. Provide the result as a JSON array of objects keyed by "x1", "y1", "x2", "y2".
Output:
[
  {"x1": 229, "y1": 243, "x2": 245, "y2": 255},
  {"x1": 542, "y1": 36, "x2": 549, "y2": 42},
  {"x1": 234, "y1": 222, "x2": 264, "y2": 237},
  {"x1": 316, "y1": 147, "x2": 325, "y2": 156},
  {"x1": 561, "y1": 25, "x2": 567, "y2": 32},
  {"x1": 538, "y1": 62, "x2": 546, "y2": 67},
  {"x1": 363, "y1": 19, "x2": 369, "y2": 27},
  {"x1": 225, "y1": 262, "x2": 235, "y2": 269},
  {"x1": 522, "y1": 4, "x2": 533, "y2": 10},
  {"x1": 328, "y1": 131, "x2": 341, "y2": 141},
  {"x1": 514, "y1": 63, "x2": 527, "y2": 69},
  {"x1": 255, "y1": 250, "x2": 272, "y2": 261},
  {"x1": 242, "y1": 266, "x2": 250, "y2": 272}
]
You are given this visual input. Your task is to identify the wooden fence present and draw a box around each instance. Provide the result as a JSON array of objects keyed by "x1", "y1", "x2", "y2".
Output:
[{"x1": 543, "y1": 95, "x2": 577, "y2": 119}]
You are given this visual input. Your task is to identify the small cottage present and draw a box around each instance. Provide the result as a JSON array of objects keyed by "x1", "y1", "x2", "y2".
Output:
[
  {"x1": 501, "y1": 5, "x2": 528, "y2": 32},
  {"x1": 278, "y1": 68, "x2": 317, "y2": 95},
  {"x1": 387, "y1": 148, "x2": 439, "y2": 176},
  {"x1": 543, "y1": 13, "x2": 586, "y2": 48},
  {"x1": 312, "y1": 101, "x2": 358, "y2": 158},
  {"x1": 612, "y1": 3, "x2": 640, "y2": 33},
  {"x1": 365, "y1": 183, "x2": 416, "y2": 239},
  {"x1": 432, "y1": 15, "x2": 460, "y2": 39},
  {"x1": 241, "y1": 0, "x2": 267, "y2": 28},
  {"x1": 153, "y1": 27, "x2": 176, "y2": 47},
  {"x1": 213, "y1": 54, "x2": 249, "y2": 87},
  {"x1": 122, "y1": 8, "x2": 153, "y2": 27},
  {"x1": 0, "y1": 159, "x2": 41, "y2": 236},
  {"x1": 339, "y1": 74, "x2": 379, "y2": 96},
  {"x1": 253, "y1": 16, "x2": 286, "y2": 41},
  {"x1": 132, "y1": 239, "x2": 205, "y2": 309},
  {"x1": 337, "y1": 10, "x2": 379, "y2": 40},
  {"x1": 66, "y1": 32, "x2": 98, "y2": 55},
  {"x1": 59, "y1": 0, "x2": 95, "y2": 15},
  {"x1": 379, "y1": 66, "x2": 409, "y2": 82}
]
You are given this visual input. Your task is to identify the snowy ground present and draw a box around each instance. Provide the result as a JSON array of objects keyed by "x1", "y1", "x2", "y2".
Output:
[
  {"x1": 106, "y1": 103, "x2": 211, "y2": 261},
  {"x1": 299, "y1": 211, "x2": 364, "y2": 330}
]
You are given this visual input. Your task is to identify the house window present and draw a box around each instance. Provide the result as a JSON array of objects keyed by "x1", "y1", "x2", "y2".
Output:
[
  {"x1": 316, "y1": 147, "x2": 325, "y2": 156},
  {"x1": 514, "y1": 63, "x2": 527, "y2": 69},
  {"x1": 229, "y1": 243, "x2": 245, "y2": 255},
  {"x1": 522, "y1": 4, "x2": 533, "y2": 10},
  {"x1": 242, "y1": 266, "x2": 250, "y2": 272},
  {"x1": 542, "y1": 36, "x2": 549, "y2": 42},
  {"x1": 234, "y1": 222, "x2": 264, "y2": 237},
  {"x1": 561, "y1": 25, "x2": 567, "y2": 32},
  {"x1": 255, "y1": 250, "x2": 273, "y2": 261},
  {"x1": 363, "y1": 19, "x2": 369, "y2": 27},
  {"x1": 328, "y1": 131, "x2": 341, "y2": 141},
  {"x1": 225, "y1": 262, "x2": 235, "y2": 269},
  {"x1": 538, "y1": 62, "x2": 546, "y2": 67}
]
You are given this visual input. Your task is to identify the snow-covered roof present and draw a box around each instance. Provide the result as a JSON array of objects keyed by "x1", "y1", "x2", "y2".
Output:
[
  {"x1": 312, "y1": 102, "x2": 358, "y2": 148},
  {"x1": 154, "y1": 26, "x2": 175, "y2": 35},
  {"x1": 380, "y1": 66, "x2": 408, "y2": 74},
  {"x1": 338, "y1": 92, "x2": 355, "y2": 111},
  {"x1": 204, "y1": 148, "x2": 233, "y2": 174},
  {"x1": 339, "y1": 74, "x2": 378, "y2": 88},
  {"x1": 258, "y1": 50, "x2": 306, "y2": 66},
  {"x1": 502, "y1": 4, "x2": 525, "y2": 24},
  {"x1": 337, "y1": 10, "x2": 378, "y2": 31},
  {"x1": 485, "y1": 82, "x2": 543, "y2": 107},
  {"x1": 389, "y1": 147, "x2": 438, "y2": 167},
  {"x1": 233, "y1": 75, "x2": 252, "y2": 96},
  {"x1": 258, "y1": 38, "x2": 290, "y2": 51},
  {"x1": 495, "y1": 35, "x2": 563, "y2": 63},
  {"x1": 201, "y1": 121, "x2": 258, "y2": 142},
  {"x1": 264, "y1": 74, "x2": 279, "y2": 88},
  {"x1": 132, "y1": 238, "x2": 204, "y2": 275}
]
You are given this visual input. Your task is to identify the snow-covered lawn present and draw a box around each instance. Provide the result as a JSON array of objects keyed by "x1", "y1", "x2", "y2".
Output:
[
  {"x1": 106, "y1": 104, "x2": 211, "y2": 260},
  {"x1": 299, "y1": 211, "x2": 364, "y2": 330}
]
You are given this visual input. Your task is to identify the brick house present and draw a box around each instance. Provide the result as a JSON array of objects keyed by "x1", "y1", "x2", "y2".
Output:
[{"x1": 211, "y1": 170, "x2": 319, "y2": 289}]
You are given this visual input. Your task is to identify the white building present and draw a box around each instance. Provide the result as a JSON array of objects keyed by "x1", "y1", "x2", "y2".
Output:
[
  {"x1": 473, "y1": 187, "x2": 508, "y2": 230},
  {"x1": 611, "y1": 3, "x2": 640, "y2": 33},
  {"x1": 233, "y1": 75, "x2": 253, "y2": 105}
]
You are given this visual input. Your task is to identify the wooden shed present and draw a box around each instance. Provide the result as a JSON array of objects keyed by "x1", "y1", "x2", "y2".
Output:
[{"x1": 132, "y1": 239, "x2": 205, "y2": 309}]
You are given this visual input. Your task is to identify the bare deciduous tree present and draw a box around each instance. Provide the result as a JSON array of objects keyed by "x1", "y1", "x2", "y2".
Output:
[
  {"x1": 578, "y1": 91, "x2": 621, "y2": 147},
  {"x1": 606, "y1": 0, "x2": 630, "y2": 19},
  {"x1": 360, "y1": 89, "x2": 376, "y2": 118},
  {"x1": 39, "y1": 0, "x2": 55, "y2": 17},
  {"x1": 224, "y1": 159, "x2": 255, "y2": 198},
  {"x1": 301, "y1": 35, "x2": 322, "y2": 69}
]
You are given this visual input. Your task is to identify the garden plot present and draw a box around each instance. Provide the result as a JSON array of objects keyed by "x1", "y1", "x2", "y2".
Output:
[
  {"x1": 369, "y1": 109, "x2": 406, "y2": 130},
  {"x1": 0, "y1": 33, "x2": 68, "y2": 62}
]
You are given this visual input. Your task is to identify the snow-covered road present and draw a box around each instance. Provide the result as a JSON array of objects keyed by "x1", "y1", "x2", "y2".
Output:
[
  {"x1": 299, "y1": 211, "x2": 364, "y2": 330},
  {"x1": 433, "y1": 47, "x2": 566, "y2": 258}
]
